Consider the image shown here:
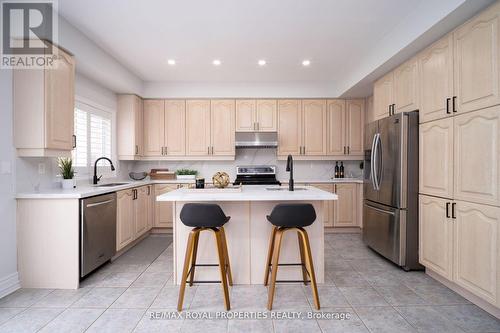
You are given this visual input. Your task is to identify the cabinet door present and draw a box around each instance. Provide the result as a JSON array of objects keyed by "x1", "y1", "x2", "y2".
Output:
[
  {"x1": 134, "y1": 97, "x2": 143, "y2": 156},
  {"x1": 419, "y1": 195, "x2": 453, "y2": 280},
  {"x1": 313, "y1": 184, "x2": 334, "y2": 227},
  {"x1": 454, "y1": 106, "x2": 500, "y2": 206},
  {"x1": 373, "y1": 72, "x2": 393, "y2": 120},
  {"x1": 117, "y1": 189, "x2": 134, "y2": 251},
  {"x1": 211, "y1": 100, "x2": 235, "y2": 156},
  {"x1": 44, "y1": 48, "x2": 75, "y2": 150},
  {"x1": 256, "y1": 100, "x2": 277, "y2": 132},
  {"x1": 278, "y1": 99, "x2": 302, "y2": 156},
  {"x1": 326, "y1": 99, "x2": 346, "y2": 155},
  {"x1": 365, "y1": 95, "x2": 374, "y2": 124},
  {"x1": 236, "y1": 100, "x2": 256, "y2": 132},
  {"x1": 454, "y1": 200, "x2": 500, "y2": 305},
  {"x1": 419, "y1": 118, "x2": 454, "y2": 198},
  {"x1": 346, "y1": 99, "x2": 364, "y2": 156},
  {"x1": 333, "y1": 184, "x2": 357, "y2": 227},
  {"x1": 143, "y1": 100, "x2": 165, "y2": 157},
  {"x1": 454, "y1": 2, "x2": 500, "y2": 114},
  {"x1": 134, "y1": 187, "x2": 149, "y2": 237},
  {"x1": 154, "y1": 184, "x2": 177, "y2": 228},
  {"x1": 165, "y1": 100, "x2": 186, "y2": 156},
  {"x1": 418, "y1": 34, "x2": 454, "y2": 123},
  {"x1": 393, "y1": 57, "x2": 419, "y2": 113},
  {"x1": 186, "y1": 100, "x2": 211, "y2": 156},
  {"x1": 302, "y1": 99, "x2": 327, "y2": 155},
  {"x1": 147, "y1": 185, "x2": 154, "y2": 230}
]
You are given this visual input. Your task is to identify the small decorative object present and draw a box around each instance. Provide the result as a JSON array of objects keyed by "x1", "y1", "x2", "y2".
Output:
[
  {"x1": 129, "y1": 171, "x2": 148, "y2": 181},
  {"x1": 58, "y1": 157, "x2": 75, "y2": 189},
  {"x1": 212, "y1": 171, "x2": 230, "y2": 188},
  {"x1": 150, "y1": 169, "x2": 175, "y2": 180},
  {"x1": 175, "y1": 169, "x2": 198, "y2": 180},
  {"x1": 196, "y1": 178, "x2": 205, "y2": 189}
]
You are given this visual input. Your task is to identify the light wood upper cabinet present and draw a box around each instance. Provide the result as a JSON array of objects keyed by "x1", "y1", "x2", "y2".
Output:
[
  {"x1": 418, "y1": 34, "x2": 454, "y2": 123},
  {"x1": 117, "y1": 189, "x2": 135, "y2": 251},
  {"x1": 134, "y1": 186, "x2": 149, "y2": 237},
  {"x1": 164, "y1": 100, "x2": 186, "y2": 156},
  {"x1": 302, "y1": 100, "x2": 327, "y2": 155},
  {"x1": 118, "y1": 95, "x2": 143, "y2": 160},
  {"x1": 365, "y1": 95, "x2": 374, "y2": 124},
  {"x1": 327, "y1": 99, "x2": 346, "y2": 155},
  {"x1": 155, "y1": 184, "x2": 178, "y2": 228},
  {"x1": 333, "y1": 183, "x2": 358, "y2": 227},
  {"x1": 393, "y1": 57, "x2": 419, "y2": 114},
  {"x1": 211, "y1": 100, "x2": 235, "y2": 156},
  {"x1": 454, "y1": 106, "x2": 500, "y2": 206},
  {"x1": 346, "y1": 99, "x2": 364, "y2": 156},
  {"x1": 143, "y1": 100, "x2": 165, "y2": 157},
  {"x1": 186, "y1": 100, "x2": 211, "y2": 156},
  {"x1": 236, "y1": 100, "x2": 256, "y2": 132},
  {"x1": 256, "y1": 100, "x2": 277, "y2": 131},
  {"x1": 278, "y1": 100, "x2": 302, "y2": 156},
  {"x1": 419, "y1": 118, "x2": 454, "y2": 199},
  {"x1": 454, "y1": 200, "x2": 500, "y2": 305},
  {"x1": 373, "y1": 72, "x2": 394, "y2": 120},
  {"x1": 14, "y1": 45, "x2": 75, "y2": 157},
  {"x1": 454, "y1": 2, "x2": 500, "y2": 114},
  {"x1": 419, "y1": 195, "x2": 454, "y2": 280}
]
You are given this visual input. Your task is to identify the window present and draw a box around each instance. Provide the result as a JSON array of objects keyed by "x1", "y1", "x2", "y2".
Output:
[{"x1": 72, "y1": 101, "x2": 114, "y2": 175}]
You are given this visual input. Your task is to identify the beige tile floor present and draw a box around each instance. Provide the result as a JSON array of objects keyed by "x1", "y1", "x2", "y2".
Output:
[{"x1": 0, "y1": 233, "x2": 499, "y2": 332}]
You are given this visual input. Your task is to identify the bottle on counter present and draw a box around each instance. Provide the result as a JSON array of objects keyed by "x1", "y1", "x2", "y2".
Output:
[
  {"x1": 339, "y1": 162, "x2": 345, "y2": 178},
  {"x1": 334, "y1": 161, "x2": 339, "y2": 178}
]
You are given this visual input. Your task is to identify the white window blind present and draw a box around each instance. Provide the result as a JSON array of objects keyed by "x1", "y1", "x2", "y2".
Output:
[{"x1": 72, "y1": 102, "x2": 114, "y2": 174}]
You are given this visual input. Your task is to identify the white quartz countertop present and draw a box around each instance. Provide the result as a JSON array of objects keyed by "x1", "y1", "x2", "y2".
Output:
[{"x1": 157, "y1": 185, "x2": 338, "y2": 202}]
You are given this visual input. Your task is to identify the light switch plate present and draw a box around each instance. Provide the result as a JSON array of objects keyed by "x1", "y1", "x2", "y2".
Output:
[{"x1": 38, "y1": 163, "x2": 45, "y2": 175}]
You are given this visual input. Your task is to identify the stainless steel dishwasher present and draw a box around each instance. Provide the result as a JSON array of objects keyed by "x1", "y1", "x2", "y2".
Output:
[{"x1": 80, "y1": 192, "x2": 117, "y2": 277}]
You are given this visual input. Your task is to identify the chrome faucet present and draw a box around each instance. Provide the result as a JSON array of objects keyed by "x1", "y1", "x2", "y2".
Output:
[
  {"x1": 286, "y1": 154, "x2": 294, "y2": 191},
  {"x1": 93, "y1": 157, "x2": 115, "y2": 184}
]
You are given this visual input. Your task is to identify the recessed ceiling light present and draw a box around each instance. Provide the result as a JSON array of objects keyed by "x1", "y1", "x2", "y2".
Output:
[
  {"x1": 167, "y1": 59, "x2": 176, "y2": 65},
  {"x1": 302, "y1": 59, "x2": 311, "y2": 66},
  {"x1": 212, "y1": 59, "x2": 221, "y2": 66},
  {"x1": 258, "y1": 59, "x2": 266, "y2": 66}
]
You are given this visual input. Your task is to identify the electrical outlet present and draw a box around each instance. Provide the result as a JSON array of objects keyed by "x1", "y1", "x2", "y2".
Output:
[{"x1": 38, "y1": 163, "x2": 45, "y2": 175}]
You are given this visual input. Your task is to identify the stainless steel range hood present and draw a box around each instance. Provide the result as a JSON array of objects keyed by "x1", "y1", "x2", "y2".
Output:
[{"x1": 235, "y1": 132, "x2": 278, "y2": 149}]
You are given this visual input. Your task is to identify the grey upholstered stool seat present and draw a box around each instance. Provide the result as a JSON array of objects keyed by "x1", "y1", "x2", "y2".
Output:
[
  {"x1": 264, "y1": 203, "x2": 320, "y2": 311},
  {"x1": 177, "y1": 203, "x2": 232, "y2": 311},
  {"x1": 180, "y1": 203, "x2": 230, "y2": 228},
  {"x1": 266, "y1": 203, "x2": 316, "y2": 227}
]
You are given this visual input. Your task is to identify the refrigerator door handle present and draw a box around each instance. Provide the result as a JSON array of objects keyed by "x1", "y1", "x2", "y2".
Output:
[
  {"x1": 375, "y1": 133, "x2": 383, "y2": 190},
  {"x1": 364, "y1": 202, "x2": 395, "y2": 216},
  {"x1": 370, "y1": 133, "x2": 377, "y2": 190},
  {"x1": 373, "y1": 133, "x2": 381, "y2": 190}
]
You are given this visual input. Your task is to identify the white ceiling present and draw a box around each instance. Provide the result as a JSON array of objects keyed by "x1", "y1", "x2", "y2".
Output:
[{"x1": 58, "y1": 0, "x2": 493, "y2": 97}]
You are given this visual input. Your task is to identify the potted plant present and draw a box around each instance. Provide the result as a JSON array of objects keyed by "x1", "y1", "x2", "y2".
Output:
[
  {"x1": 58, "y1": 157, "x2": 75, "y2": 189},
  {"x1": 175, "y1": 169, "x2": 198, "y2": 180}
]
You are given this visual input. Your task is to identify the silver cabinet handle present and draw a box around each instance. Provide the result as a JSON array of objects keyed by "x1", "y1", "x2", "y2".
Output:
[
  {"x1": 86, "y1": 199, "x2": 114, "y2": 208},
  {"x1": 303, "y1": 146, "x2": 305, "y2": 155},
  {"x1": 208, "y1": 146, "x2": 210, "y2": 155},
  {"x1": 164, "y1": 146, "x2": 167, "y2": 155},
  {"x1": 347, "y1": 146, "x2": 350, "y2": 154},
  {"x1": 257, "y1": 122, "x2": 259, "y2": 131},
  {"x1": 161, "y1": 147, "x2": 164, "y2": 155},
  {"x1": 211, "y1": 146, "x2": 214, "y2": 155},
  {"x1": 72, "y1": 135, "x2": 76, "y2": 148},
  {"x1": 135, "y1": 145, "x2": 138, "y2": 155}
]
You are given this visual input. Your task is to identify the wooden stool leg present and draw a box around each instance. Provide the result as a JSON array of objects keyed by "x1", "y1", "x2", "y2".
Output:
[
  {"x1": 264, "y1": 226, "x2": 278, "y2": 286},
  {"x1": 177, "y1": 230, "x2": 196, "y2": 311},
  {"x1": 213, "y1": 229, "x2": 231, "y2": 310},
  {"x1": 267, "y1": 228, "x2": 284, "y2": 310},
  {"x1": 188, "y1": 230, "x2": 200, "y2": 286},
  {"x1": 220, "y1": 226, "x2": 233, "y2": 286},
  {"x1": 297, "y1": 230, "x2": 308, "y2": 285},
  {"x1": 299, "y1": 228, "x2": 320, "y2": 310}
]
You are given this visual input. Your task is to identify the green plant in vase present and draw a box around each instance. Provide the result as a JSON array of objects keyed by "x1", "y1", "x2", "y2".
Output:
[
  {"x1": 58, "y1": 157, "x2": 75, "y2": 189},
  {"x1": 175, "y1": 169, "x2": 198, "y2": 180}
]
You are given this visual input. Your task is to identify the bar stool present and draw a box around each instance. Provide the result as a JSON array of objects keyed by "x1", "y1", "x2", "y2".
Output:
[
  {"x1": 177, "y1": 203, "x2": 233, "y2": 311},
  {"x1": 264, "y1": 203, "x2": 320, "y2": 310}
]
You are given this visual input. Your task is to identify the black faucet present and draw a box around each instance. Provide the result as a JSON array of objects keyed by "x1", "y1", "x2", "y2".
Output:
[
  {"x1": 93, "y1": 157, "x2": 115, "y2": 185},
  {"x1": 286, "y1": 154, "x2": 294, "y2": 191}
]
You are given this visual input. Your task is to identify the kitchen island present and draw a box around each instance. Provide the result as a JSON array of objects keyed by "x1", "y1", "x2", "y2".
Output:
[{"x1": 157, "y1": 185, "x2": 337, "y2": 284}]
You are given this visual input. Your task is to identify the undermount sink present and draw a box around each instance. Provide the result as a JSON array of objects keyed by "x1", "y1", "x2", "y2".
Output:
[
  {"x1": 265, "y1": 187, "x2": 307, "y2": 191},
  {"x1": 96, "y1": 182, "x2": 129, "y2": 187}
]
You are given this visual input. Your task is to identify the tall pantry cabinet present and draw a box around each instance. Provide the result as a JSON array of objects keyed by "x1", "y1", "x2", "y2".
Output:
[{"x1": 418, "y1": 1, "x2": 500, "y2": 309}]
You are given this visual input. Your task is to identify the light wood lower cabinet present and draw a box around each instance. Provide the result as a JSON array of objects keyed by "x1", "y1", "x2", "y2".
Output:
[
  {"x1": 333, "y1": 183, "x2": 358, "y2": 227},
  {"x1": 312, "y1": 184, "x2": 334, "y2": 227},
  {"x1": 419, "y1": 194, "x2": 500, "y2": 307},
  {"x1": 116, "y1": 186, "x2": 153, "y2": 251},
  {"x1": 154, "y1": 184, "x2": 178, "y2": 228}
]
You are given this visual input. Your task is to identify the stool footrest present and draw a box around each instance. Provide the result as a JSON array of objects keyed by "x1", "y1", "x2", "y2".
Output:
[
  {"x1": 185, "y1": 280, "x2": 222, "y2": 284},
  {"x1": 275, "y1": 279, "x2": 311, "y2": 283}
]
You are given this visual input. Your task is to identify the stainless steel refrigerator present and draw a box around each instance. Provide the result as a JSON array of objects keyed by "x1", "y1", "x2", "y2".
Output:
[{"x1": 363, "y1": 111, "x2": 422, "y2": 271}]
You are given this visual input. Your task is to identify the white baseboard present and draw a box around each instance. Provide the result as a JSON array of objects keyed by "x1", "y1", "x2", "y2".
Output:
[{"x1": 0, "y1": 272, "x2": 20, "y2": 299}]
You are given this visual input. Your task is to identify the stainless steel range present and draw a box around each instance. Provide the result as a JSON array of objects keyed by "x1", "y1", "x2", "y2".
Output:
[{"x1": 233, "y1": 165, "x2": 281, "y2": 185}]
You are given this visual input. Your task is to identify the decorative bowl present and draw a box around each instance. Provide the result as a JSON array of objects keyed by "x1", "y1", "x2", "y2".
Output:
[
  {"x1": 129, "y1": 172, "x2": 148, "y2": 181},
  {"x1": 212, "y1": 172, "x2": 230, "y2": 188}
]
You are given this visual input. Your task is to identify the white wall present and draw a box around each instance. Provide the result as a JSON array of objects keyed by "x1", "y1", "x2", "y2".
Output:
[{"x1": 0, "y1": 70, "x2": 20, "y2": 297}]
